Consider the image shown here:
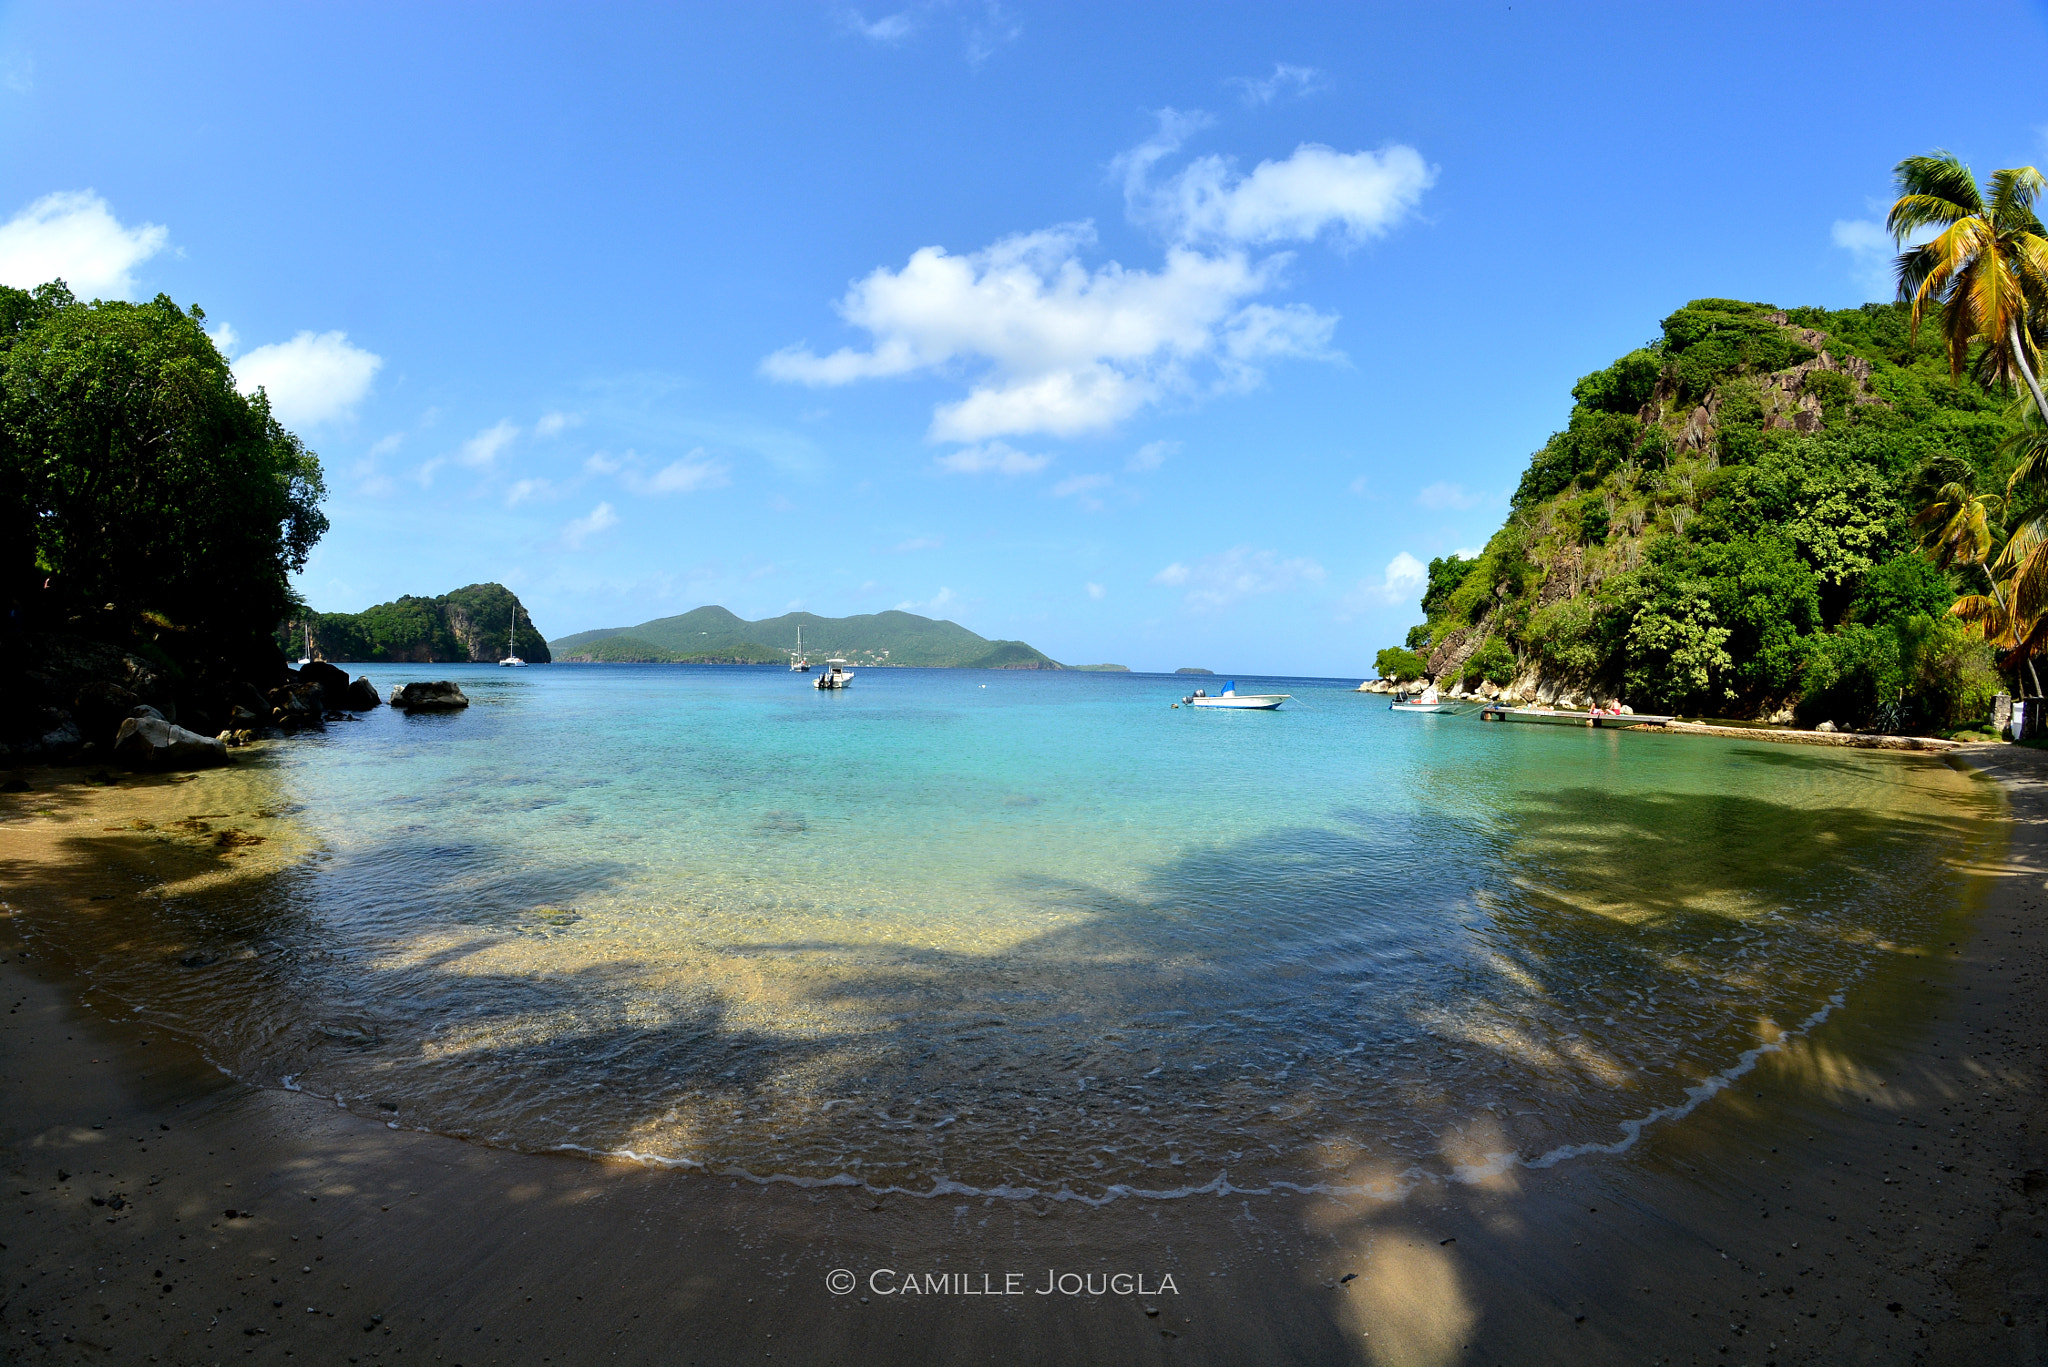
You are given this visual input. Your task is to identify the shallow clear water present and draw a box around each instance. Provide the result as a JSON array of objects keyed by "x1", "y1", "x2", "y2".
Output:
[{"x1": 24, "y1": 665, "x2": 2002, "y2": 1200}]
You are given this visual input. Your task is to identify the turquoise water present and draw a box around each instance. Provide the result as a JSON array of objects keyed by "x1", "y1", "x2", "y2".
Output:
[{"x1": 32, "y1": 665, "x2": 2000, "y2": 1200}]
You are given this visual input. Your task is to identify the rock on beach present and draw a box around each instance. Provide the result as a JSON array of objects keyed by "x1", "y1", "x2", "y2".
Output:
[
  {"x1": 389, "y1": 681, "x2": 470, "y2": 712},
  {"x1": 112, "y1": 714, "x2": 229, "y2": 769}
]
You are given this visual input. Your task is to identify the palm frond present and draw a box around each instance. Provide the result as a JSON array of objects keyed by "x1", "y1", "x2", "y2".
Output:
[
  {"x1": 1890, "y1": 152, "x2": 1983, "y2": 236},
  {"x1": 1990, "y1": 166, "x2": 2048, "y2": 228}
]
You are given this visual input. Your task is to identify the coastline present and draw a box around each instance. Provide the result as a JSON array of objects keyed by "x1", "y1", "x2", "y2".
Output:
[{"x1": 1, "y1": 754, "x2": 2043, "y2": 1364}]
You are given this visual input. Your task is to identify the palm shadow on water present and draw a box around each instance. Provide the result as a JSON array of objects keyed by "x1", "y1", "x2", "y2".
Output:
[{"x1": 7, "y1": 765, "x2": 2004, "y2": 1360}]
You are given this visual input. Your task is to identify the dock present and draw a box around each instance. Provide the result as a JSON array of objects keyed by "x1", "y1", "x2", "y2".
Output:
[{"x1": 1478, "y1": 705, "x2": 1673, "y2": 728}]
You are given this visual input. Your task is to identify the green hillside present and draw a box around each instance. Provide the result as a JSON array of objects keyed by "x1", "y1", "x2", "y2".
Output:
[
  {"x1": 286, "y1": 583, "x2": 550, "y2": 664},
  {"x1": 1397, "y1": 298, "x2": 2013, "y2": 733},
  {"x1": 550, "y1": 606, "x2": 1061, "y2": 668}
]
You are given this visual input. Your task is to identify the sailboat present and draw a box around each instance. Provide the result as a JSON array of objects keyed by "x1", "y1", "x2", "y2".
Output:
[
  {"x1": 499, "y1": 602, "x2": 528, "y2": 667},
  {"x1": 296, "y1": 621, "x2": 312, "y2": 668},
  {"x1": 789, "y1": 626, "x2": 811, "y2": 672}
]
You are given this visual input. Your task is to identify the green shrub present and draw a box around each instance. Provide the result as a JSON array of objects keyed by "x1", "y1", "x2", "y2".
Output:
[
  {"x1": 1460, "y1": 637, "x2": 1516, "y2": 688},
  {"x1": 1375, "y1": 646, "x2": 1427, "y2": 681},
  {"x1": 1526, "y1": 595, "x2": 1607, "y2": 677},
  {"x1": 1571, "y1": 349, "x2": 1663, "y2": 415},
  {"x1": 1796, "y1": 625, "x2": 1906, "y2": 728}
]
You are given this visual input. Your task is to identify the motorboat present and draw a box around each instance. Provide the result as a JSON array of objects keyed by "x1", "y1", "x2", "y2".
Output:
[
  {"x1": 814, "y1": 658, "x2": 854, "y2": 690},
  {"x1": 1390, "y1": 685, "x2": 1460, "y2": 714},
  {"x1": 499, "y1": 601, "x2": 528, "y2": 666},
  {"x1": 789, "y1": 626, "x2": 811, "y2": 672},
  {"x1": 1182, "y1": 681, "x2": 1289, "y2": 710}
]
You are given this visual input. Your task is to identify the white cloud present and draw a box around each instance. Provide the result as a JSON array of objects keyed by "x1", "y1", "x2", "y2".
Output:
[
  {"x1": 583, "y1": 452, "x2": 624, "y2": 475},
  {"x1": 1086, "y1": 582, "x2": 1106, "y2": 600},
  {"x1": 368, "y1": 432, "x2": 404, "y2": 459},
  {"x1": 1052, "y1": 472, "x2": 1112, "y2": 498},
  {"x1": 642, "y1": 453, "x2": 731, "y2": 494},
  {"x1": 1832, "y1": 218, "x2": 1896, "y2": 302},
  {"x1": 934, "y1": 440, "x2": 1054, "y2": 475},
  {"x1": 1333, "y1": 551, "x2": 1430, "y2": 620},
  {"x1": 892, "y1": 535, "x2": 944, "y2": 552},
  {"x1": 1384, "y1": 551, "x2": 1426, "y2": 597},
  {"x1": 1347, "y1": 475, "x2": 1372, "y2": 496},
  {"x1": 894, "y1": 586, "x2": 958, "y2": 614},
  {"x1": 234, "y1": 331, "x2": 383, "y2": 427},
  {"x1": 1228, "y1": 63, "x2": 1324, "y2": 106},
  {"x1": 505, "y1": 477, "x2": 552, "y2": 507},
  {"x1": 1452, "y1": 546, "x2": 1482, "y2": 559},
  {"x1": 458, "y1": 419, "x2": 519, "y2": 467},
  {"x1": 0, "y1": 190, "x2": 167, "y2": 298},
  {"x1": 1129, "y1": 128, "x2": 1436, "y2": 248},
  {"x1": 764, "y1": 120, "x2": 1429, "y2": 443},
  {"x1": 534, "y1": 410, "x2": 582, "y2": 438},
  {"x1": 1152, "y1": 545, "x2": 1325, "y2": 612},
  {"x1": 766, "y1": 224, "x2": 1329, "y2": 441},
  {"x1": 842, "y1": 7, "x2": 916, "y2": 41},
  {"x1": 1416, "y1": 481, "x2": 1481, "y2": 511},
  {"x1": 561, "y1": 502, "x2": 619, "y2": 549},
  {"x1": 207, "y1": 321, "x2": 239, "y2": 355},
  {"x1": 1128, "y1": 439, "x2": 1179, "y2": 472}
]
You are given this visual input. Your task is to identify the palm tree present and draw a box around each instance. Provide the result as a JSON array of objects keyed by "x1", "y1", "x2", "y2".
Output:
[
  {"x1": 1889, "y1": 153, "x2": 2048, "y2": 415},
  {"x1": 1917, "y1": 479, "x2": 2046, "y2": 694}
]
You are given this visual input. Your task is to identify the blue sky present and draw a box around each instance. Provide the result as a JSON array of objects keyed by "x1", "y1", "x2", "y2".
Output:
[{"x1": 4, "y1": 2, "x2": 2047, "y2": 675}]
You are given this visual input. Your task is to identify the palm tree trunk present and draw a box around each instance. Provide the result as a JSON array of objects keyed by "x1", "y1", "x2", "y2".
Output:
[{"x1": 2011, "y1": 320, "x2": 2048, "y2": 418}]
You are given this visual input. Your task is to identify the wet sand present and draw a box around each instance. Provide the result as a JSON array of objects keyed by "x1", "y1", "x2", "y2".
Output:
[{"x1": 1, "y1": 751, "x2": 2044, "y2": 1366}]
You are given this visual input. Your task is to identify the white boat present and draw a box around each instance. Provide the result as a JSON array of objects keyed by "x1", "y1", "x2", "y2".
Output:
[
  {"x1": 295, "y1": 621, "x2": 312, "y2": 668},
  {"x1": 814, "y1": 658, "x2": 854, "y2": 690},
  {"x1": 789, "y1": 626, "x2": 811, "y2": 672},
  {"x1": 499, "y1": 602, "x2": 528, "y2": 667},
  {"x1": 1182, "y1": 682, "x2": 1289, "y2": 710},
  {"x1": 1390, "y1": 685, "x2": 1460, "y2": 714}
]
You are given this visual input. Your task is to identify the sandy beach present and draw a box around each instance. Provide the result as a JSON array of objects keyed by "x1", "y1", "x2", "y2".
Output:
[{"x1": 2, "y1": 750, "x2": 2044, "y2": 1367}]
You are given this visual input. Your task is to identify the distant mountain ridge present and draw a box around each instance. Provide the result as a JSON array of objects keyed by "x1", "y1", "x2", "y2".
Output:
[{"x1": 549, "y1": 606, "x2": 1061, "y2": 669}]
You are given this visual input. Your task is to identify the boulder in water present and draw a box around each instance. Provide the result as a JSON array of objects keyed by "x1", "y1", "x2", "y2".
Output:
[
  {"x1": 345, "y1": 675, "x2": 383, "y2": 710},
  {"x1": 390, "y1": 681, "x2": 470, "y2": 712},
  {"x1": 298, "y1": 660, "x2": 352, "y2": 698},
  {"x1": 113, "y1": 715, "x2": 229, "y2": 769}
]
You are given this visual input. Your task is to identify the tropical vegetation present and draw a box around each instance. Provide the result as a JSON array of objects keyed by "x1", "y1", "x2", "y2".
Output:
[
  {"x1": 286, "y1": 583, "x2": 550, "y2": 664},
  {"x1": 1379, "y1": 151, "x2": 2048, "y2": 733},
  {"x1": 2, "y1": 281, "x2": 328, "y2": 739}
]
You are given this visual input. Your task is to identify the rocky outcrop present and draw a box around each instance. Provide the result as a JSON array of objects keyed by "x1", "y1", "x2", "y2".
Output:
[
  {"x1": 345, "y1": 675, "x2": 382, "y2": 709},
  {"x1": 299, "y1": 660, "x2": 352, "y2": 697},
  {"x1": 390, "y1": 681, "x2": 470, "y2": 711},
  {"x1": 113, "y1": 715, "x2": 229, "y2": 769}
]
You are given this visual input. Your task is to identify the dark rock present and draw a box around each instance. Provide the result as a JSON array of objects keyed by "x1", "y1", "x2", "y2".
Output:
[
  {"x1": 113, "y1": 715, "x2": 229, "y2": 769},
  {"x1": 390, "y1": 681, "x2": 470, "y2": 711},
  {"x1": 266, "y1": 681, "x2": 326, "y2": 730},
  {"x1": 298, "y1": 660, "x2": 352, "y2": 697},
  {"x1": 73, "y1": 681, "x2": 141, "y2": 740},
  {"x1": 345, "y1": 675, "x2": 382, "y2": 710}
]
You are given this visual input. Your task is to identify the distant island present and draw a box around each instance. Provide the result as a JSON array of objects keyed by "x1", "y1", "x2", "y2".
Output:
[
  {"x1": 285, "y1": 583, "x2": 549, "y2": 664},
  {"x1": 1175, "y1": 667, "x2": 1214, "y2": 675},
  {"x1": 1072, "y1": 664, "x2": 1131, "y2": 672},
  {"x1": 549, "y1": 606, "x2": 1061, "y2": 669}
]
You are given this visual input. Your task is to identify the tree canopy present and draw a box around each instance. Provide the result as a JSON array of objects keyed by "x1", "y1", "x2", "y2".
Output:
[{"x1": 1, "y1": 281, "x2": 327, "y2": 648}]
